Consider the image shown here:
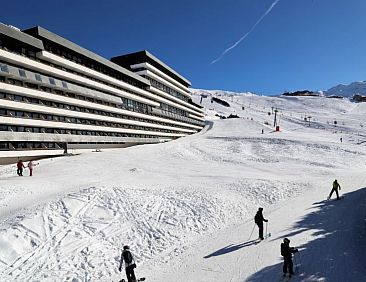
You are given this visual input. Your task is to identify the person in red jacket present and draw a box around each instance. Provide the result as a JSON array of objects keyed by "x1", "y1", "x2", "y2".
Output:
[{"x1": 17, "y1": 160, "x2": 25, "y2": 176}]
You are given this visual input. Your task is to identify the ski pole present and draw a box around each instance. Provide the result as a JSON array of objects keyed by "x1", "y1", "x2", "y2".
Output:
[
  {"x1": 265, "y1": 222, "x2": 268, "y2": 238},
  {"x1": 248, "y1": 223, "x2": 256, "y2": 241},
  {"x1": 265, "y1": 222, "x2": 271, "y2": 238},
  {"x1": 293, "y1": 253, "x2": 299, "y2": 273},
  {"x1": 297, "y1": 249, "x2": 302, "y2": 266}
]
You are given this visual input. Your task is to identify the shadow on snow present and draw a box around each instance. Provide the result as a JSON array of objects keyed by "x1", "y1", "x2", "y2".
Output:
[
  {"x1": 245, "y1": 187, "x2": 366, "y2": 282},
  {"x1": 203, "y1": 240, "x2": 258, "y2": 258}
]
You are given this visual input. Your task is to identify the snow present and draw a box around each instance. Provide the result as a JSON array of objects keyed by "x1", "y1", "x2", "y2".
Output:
[{"x1": 1, "y1": 89, "x2": 366, "y2": 281}]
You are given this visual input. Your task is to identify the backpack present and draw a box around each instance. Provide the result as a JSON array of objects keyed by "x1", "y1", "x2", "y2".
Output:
[
  {"x1": 280, "y1": 243, "x2": 285, "y2": 256},
  {"x1": 123, "y1": 250, "x2": 133, "y2": 264},
  {"x1": 254, "y1": 213, "x2": 260, "y2": 224}
]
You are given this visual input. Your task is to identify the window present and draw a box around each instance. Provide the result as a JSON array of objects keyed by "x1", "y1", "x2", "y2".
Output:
[
  {"x1": 28, "y1": 51, "x2": 36, "y2": 59},
  {"x1": 18, "y1": 69, "x2": 27, "y2": 78},
  {"x1": 34, "y1": 143, "x2": 41, "y2": 148},
  {"x1": 16, "y1": 111, "x2": 23, "y2": 117},
  {"x1": 0, "y1": 64, "x2": 9, "y2": 73},
  {"x1": 25, "y1": 82, "x2": 39, "y2": 90},
  {"x1": 14, "y1": 95, "x2": 22, "y2": 101},
  {"x1": 49, "y1": 78, "x2": 56, "y2": 85},
  {"x1": 35, "y1": 73, "x2": 42, "y2": 82},
  {"x1": 62, "y1": 81, "x2": 68, "y2": 89}
]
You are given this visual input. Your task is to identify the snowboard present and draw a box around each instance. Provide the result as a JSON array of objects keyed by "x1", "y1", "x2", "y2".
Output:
[
  {"x1": 119, "y1": 278, "x2": 145, "y2": 282},
  {"x1": 326, "y1": 195, "x2": 344, "y2": 201}
]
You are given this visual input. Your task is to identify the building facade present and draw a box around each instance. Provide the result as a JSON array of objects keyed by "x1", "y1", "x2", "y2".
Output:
[{"x1": 0, "y1": 24, "x2": 204, "y2": 163}]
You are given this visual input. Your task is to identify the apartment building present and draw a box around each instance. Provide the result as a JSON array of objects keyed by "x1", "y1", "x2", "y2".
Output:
[{"x1": 0, "y1": 24, "x2": 204, "y2": 162}]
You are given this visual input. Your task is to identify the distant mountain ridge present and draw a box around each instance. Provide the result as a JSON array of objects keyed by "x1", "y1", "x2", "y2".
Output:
[
  {"x1": 325, "y1": 81, "x2": 366, "y2": 98},
  {"x1": 193, "y1": 80, "x2": 366, "y2": 99}
]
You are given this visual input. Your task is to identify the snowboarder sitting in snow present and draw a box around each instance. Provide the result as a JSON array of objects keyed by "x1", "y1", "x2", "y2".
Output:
[
  {"x1": 16, "y1": 159, "x2": 25, "y2": 176},
  {"x1": 328, "y1": 179, "x2": 341, "y2": 200},
  {"x1": 254, "y1": 207, "x2": 268, "y2": 240},
  {"x1": 119, "y1": 245, "x2": 137, "y2": 282},
  {"x1": 281, "y1": 238, "x2": 298, "y2": 277}
]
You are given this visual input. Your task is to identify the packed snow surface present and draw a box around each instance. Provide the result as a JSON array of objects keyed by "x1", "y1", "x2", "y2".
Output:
[{"x1": 1, "y1": 90, "x2": 366, "y2": 281}]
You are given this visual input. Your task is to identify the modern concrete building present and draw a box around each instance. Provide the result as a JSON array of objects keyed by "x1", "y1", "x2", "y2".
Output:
[{"x1": 0, "y1": 24, "x2": 204, "y2": 163}]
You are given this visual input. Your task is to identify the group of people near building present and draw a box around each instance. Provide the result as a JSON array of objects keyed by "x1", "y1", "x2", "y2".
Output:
[{"x1": 16, "y1": 159, "x2": 39, "y2": 176}]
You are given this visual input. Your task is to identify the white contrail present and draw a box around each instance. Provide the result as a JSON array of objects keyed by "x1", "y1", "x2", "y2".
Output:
[{"x1": 211, "y1": 0, "x2": 281, "y2": 64}]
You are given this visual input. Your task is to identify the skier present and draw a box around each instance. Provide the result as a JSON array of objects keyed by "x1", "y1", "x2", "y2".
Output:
[
  {"x1": 254, "y1": 207, "x2": 268, "y2": 240},
  {"x1": 27, "y1": 160, "x2": 39, "y2": 177},
  {"x1": 16, "y1": 159, "x2": 25, "y2": 176},
  {"x1": 119, "y1": 245, "x2": 137, "y2": 282},
  {"x1": 281, "y1": 238, "x2": 298, "y2": 277},
  {"x1": 328, "y1": 179, "x2": 341, "y2": 200}
]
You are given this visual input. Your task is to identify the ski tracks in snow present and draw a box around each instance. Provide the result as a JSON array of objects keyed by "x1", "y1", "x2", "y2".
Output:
[{"x1": 0, "y1": 184, "x2": 248, "y2": 281}]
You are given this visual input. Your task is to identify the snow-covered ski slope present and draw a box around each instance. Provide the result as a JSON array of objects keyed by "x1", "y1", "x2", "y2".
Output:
[{"x1": 1, "y1": 90, "x2": 366, "y2": 282}]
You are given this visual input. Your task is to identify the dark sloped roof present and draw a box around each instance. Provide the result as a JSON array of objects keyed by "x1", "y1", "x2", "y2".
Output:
[
  {"x1": 0, "y1": 23, "x2": 44, "y2": 50},
  {"x1": 111, "y1": 50, "x2": 191, "y2": 87},
  {"x1": 23, "y1": 26, "x2": 150, "y2": 86}
]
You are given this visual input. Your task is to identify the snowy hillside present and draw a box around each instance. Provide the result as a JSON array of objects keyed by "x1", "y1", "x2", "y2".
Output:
[
  {"x1": 325, "y1": 81, "x2": 366, "y2": 98},
  {"x1": 1, "y1": 90, "x2": 366, "y2": 281}
]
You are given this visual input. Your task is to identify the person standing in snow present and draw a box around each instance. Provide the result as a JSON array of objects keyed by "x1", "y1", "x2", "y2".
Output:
[
  {"x1": 16, "y1": 159, "x2": 25, "y2": 176},
  {"x1": 281, "y1": 238, "x2": 298, "y2": 277},
  {"x1": 328, "y1": 179, "x2": 341, "y2": 200},
  {"x1": 254, "y1": 207, "x2": 268, "y2": 240},
  {"x1": 119, "y1": 245, "x2": 137, "y2": 282},
  {"x1": 27, "y1": 160, "x2": 39, "y2": 177}
]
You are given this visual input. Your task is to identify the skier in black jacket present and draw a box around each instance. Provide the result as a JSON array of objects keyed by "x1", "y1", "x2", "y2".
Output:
[
  {"x1": 119, "y1": 245, "x2": 137, "y2": 282},
  {"x1": 281, "y1": 238, "x2": 298, "y2": 277},
  {"x1": 328, "y1": 179, "x2": 341, "y2": 200},
  {"x1": 254, "y1": 207, "x2": 268, "y2": 240}
]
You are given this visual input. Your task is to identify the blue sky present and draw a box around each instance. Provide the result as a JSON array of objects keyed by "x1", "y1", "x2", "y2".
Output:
[{"x1": 1, "y1": 0, "x2": 366, "y2": 95}]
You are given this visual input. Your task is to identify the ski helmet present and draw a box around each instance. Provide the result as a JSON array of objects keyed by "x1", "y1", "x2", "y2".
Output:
[
  {"x1": 284, "y1": 238, "x2": 290, "y2": 243},
  {"x1": 123, "y1": 245, "x2": 130, "y2": 250}
]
